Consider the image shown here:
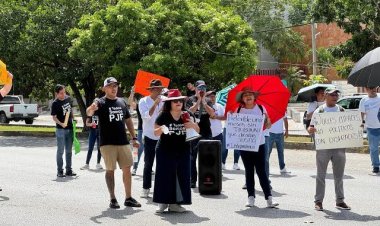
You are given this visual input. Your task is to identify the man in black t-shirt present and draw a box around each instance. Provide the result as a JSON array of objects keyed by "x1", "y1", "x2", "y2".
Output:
[
  {"x1": 51, "y1": 84, "x2": 76, "y2": 178},
  {"x1": 87, "y1": 77, "x2": 141, "y2": 209},
  {"x1": 185, "y1": 80, "x2": 216, "y2": 188}
]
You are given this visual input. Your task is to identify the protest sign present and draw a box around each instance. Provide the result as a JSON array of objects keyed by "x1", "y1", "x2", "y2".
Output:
[
  {"x1": 134, "y1": 70, "x2": 170, "y2": 96},
  {"x1": 312, "y1": 111, "x2": 363, "y2": 150},
  {"x1": 0, "y1": 60, "x2": 11, "y2": 85},
  {"x1": 225, "y1": 113, "x2": 264, "y2": 152}
]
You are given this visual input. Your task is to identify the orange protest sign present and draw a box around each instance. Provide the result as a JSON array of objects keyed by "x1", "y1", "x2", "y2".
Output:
[
  {"x1": 134, "y1": 70, "x2": 170, "y2": 96},
  {"x1": 0, "y1": 60, "x2": 11, "y2": 85}
]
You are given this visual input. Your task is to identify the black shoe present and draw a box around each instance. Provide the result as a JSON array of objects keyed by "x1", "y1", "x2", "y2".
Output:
[
  {"x1": 124, "y1": 197, "x2": 141, "y2": 207},
  {"x1": 109, "y1": 199, "x2": 120, "y2": 209},
  {"x1": 373, "y1": 167, "x2": 379, "y2": 173},
  {"x1": 57, "y1": 171, "x2": 66, "y2": 177},
  {"x1": 66, "y1": 171, "x2": 77, "y2": 176},
  {"x1": 191, "y1": 182, "x2": 196, "y2": 188}
]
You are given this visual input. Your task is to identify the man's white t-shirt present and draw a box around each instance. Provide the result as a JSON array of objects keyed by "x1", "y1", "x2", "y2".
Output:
[
  {"x1": 210, "y1": 103, "x2": 225, "y2": 137},
  {"x1": 270, "y1": 114, "x2": 287, "y2": 134},
  {"x1": 138, "y1": 96, "x2": 166, "y2": 140},
  {"x1": 359, "y1": 96, "x2": 380, "y2": 129}
]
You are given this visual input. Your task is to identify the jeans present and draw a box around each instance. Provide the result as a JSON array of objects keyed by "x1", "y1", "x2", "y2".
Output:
[
  {"x1": 267, "y1": 132, "x2": 286, "y2": 171},
  {"x1": 56, "y1": 128, "x2": 73, "y2": 173},
  {"x1": 221, "y1": 128, "x2": 240, "y2": 164},
  {"x1": 133, "y1": 129, "x2": 144, "y2": 170},
  {"x1": 366, "y1": 128, "x2": 380, "y2": 167},
  {"x1": 315, "y1": 149, "x2": 346, "y2": 203},
  {"x1": 86, "y1": 128, "x2": 101, "y2": 164},
  {"x1": 264, "y1": 136, "x2": 270, "y2": 180},
  {"x1": 143, "y1": 136, "x2": 158, "y2": 189},
  {"x1": 240, "y1": 145, "x2": 272, "y2": 199}
]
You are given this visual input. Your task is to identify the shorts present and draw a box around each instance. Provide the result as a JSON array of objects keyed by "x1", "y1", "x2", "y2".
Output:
[{"x1": 100, "y1": 145, "x2": 133, "y2": 170}]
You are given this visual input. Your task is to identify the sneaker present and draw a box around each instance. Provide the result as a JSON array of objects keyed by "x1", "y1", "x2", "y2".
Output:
[
  {"x1": 96, "y1": 164, "x2": 103, "y2": 170},
  {"x1": 57, "y1": 171, "x2": 66, "y2": 177},
  {"x1": 280, "y1": 167, "x2": 291, "y2": 174},
  {"x1": 156, "y1": 204, "x2": 169, "y2": 213},
  {"x1": 191, "y1": 182, "x2": 196, "y2": 188},
  {"x1": 245, "y1": 196, "x2": 255, "y2": 207},
  {"x1": 222, "y1": 163, "x2": 226, "y2": 170},
  {"x1": 109, "y1": 198, "x2": 120, "y2": 209},
  {"x1": 169, "y1": 204, "x2": 186, "y2": 213},
  {"x1": 373, "y1": 167, "x2": 379, "y2": 173},
  {"x1": 80, "y1": 164, "x2": 89, "y2": 170},
  {"x1": 124, "y1": 197, "x2": 141, "y2": 207},
  {"x1": 314, "y1": 202, "x2": 323, "y2": 211},
  {"x1": 131, "y1": 169, "x2": 137, "y2": 176},
  {"x1": 242, "y1": 184, "x2": 247, "y2": 189},
  {"x1": 233, "y1": 163, "x2": 240, "y2": 170},
  {"x1": 65, "y1": 171, "x2": 77, "y2": 176},
  {"x1": 140, "y1": 188, "x2": 150, "y2": 198},
  {"x1": 336, "y1": 202, "x2": 351, "y2": 210},
  {"x1": 267, "y1": 196, "x2": 279, "y2": 208}
]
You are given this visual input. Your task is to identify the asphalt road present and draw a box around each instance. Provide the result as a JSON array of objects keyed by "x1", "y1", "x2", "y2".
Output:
[{"x1": 1, "y1": 136, "x2": 379, "y2": 225}]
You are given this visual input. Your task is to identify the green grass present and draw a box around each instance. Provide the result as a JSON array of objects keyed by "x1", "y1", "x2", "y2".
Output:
[
  {"x1": 0, "y1": 125, "x2": 83, "y2": 133},
  {"x1": 285, "y1": 136, "x2": 313, "y2": 143}
]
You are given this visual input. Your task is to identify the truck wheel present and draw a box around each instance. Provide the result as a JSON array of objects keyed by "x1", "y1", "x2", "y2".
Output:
[
  {"x1": 25, "y1": 119, "x2": 34, "y2": 125},
  {"x1": 0, "y1": 113, "x2": 9, "y2": 124}
]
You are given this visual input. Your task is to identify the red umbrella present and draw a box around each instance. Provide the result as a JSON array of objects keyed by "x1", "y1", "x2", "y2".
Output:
[{"x1": 225, "y1": 75, "x2": 290, "y2": 124}]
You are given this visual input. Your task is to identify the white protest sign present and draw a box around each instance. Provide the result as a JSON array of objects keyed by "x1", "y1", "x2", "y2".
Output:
[
  {"x1": 225, "y1": 113, "x2": 264, "y2": 152},
  {"x1": 312, "y1": 111, "x2": 363, "y2": 150}
]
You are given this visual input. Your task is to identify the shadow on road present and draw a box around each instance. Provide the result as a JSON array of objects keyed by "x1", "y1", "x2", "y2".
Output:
[
  {"x1": 0, "y1": 136, "x2": 88, "y2": 148},
  {"x1": 310, "y1": 173, "x2": 355, "y2": 180},
  {"x1": 158, "y1": 211, "x2": 210, "y2": 224},
  {"x1": 324, "y1": 209, "x2": 380, "y2": 222},
  {"x1": 222, "y1": 170, "x2": 245, "y2": 175},
  {"x1": 255, "y1": 190, "x2": 287, "y2": 198},
  {"x1": 0, "y1": 196, "x2": 10, "y2": 202},
  {"x1": 270, "y1": 173, "x2": 297, "y2": 178},
  {"x1": 90, "y1": 208, "x2": 142, "y2": 224},
  {"x1": 236, "y1": 207, "x2": 310, "y2": 219}
]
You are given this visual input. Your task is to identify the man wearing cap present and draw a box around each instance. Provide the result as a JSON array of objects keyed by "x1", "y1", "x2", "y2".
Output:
[
  {"x1": 51, "y1": 84, "x2": 77, "y2": 178},
  {"x1": 138, "y1": 79, "x2": 166, "y2": 197},
  {"x1": 186, "y1": 80, "x2": 216, "y2": 188},
  {"x1": 87, "y1": 77, "x2": 141, "y2": 209},
  {"x1": 308, "y1": 87, "x2": 351, "y2": 211},
  {"x1": 359, "y1": 86, "x2": 380, "y2": 173}
]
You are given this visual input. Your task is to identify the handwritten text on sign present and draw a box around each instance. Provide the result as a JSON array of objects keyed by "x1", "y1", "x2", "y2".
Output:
[
  {"x1": 226, "y1": 113, "x2": 264, "y2": 152},
  {"x1": 312, "y1": 111, "x2": 363, "y2": 150}
]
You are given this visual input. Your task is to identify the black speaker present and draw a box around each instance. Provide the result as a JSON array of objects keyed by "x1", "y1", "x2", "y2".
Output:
[{"x1": 198, "y1": 140, "x2": 222, "y2": 195}]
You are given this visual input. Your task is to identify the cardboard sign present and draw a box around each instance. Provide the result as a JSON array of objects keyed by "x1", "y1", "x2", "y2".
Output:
[
  {"x1": 225, "y1": 113, "x2": 264, "y2": 152},
  {"x1": 134, "y1": 70, "x2": 170, "y2": 96},
  {"x1": 0, "y1": 60, "x2": 11, "y2": 85},
  {"x1": 312, "y1": 111, "x2": 363, "y2": 150}
]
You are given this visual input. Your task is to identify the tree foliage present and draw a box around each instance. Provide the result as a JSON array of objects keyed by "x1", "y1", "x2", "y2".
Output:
[{"x1": 313, "y1": 0, "x2": 380, "y2": 62}]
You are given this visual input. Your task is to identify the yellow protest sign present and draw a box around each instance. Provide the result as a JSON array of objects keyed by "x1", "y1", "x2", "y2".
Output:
[{"x1": 0, "y1": 60, "x2": 12, "y2": 85}]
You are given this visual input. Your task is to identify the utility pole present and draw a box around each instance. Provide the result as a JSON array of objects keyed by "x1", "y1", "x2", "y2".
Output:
[{"x1": 311, "y1": 21, "x2": 317, "y2": 75}]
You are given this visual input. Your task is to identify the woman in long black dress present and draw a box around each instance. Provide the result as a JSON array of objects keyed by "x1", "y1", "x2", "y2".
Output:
[{"x1": 153, "y1": 89, "x2": 199, "y2": 213}]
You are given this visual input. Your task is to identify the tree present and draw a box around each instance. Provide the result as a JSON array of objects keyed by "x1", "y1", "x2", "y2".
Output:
[
  {"x1": 69, "y1": 0, "x2": 257, "y2": 91},
  {"x1": 221, "y1": 0, "x2": 307, "y2": 63},
  {"x1": 313, "y1": 0, "x2": 380, "y2": 62}
]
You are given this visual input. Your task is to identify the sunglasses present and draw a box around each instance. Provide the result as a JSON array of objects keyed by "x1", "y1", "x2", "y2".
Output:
[{"x1": 172, "y1": 99, "x2": 183, "y2": 103}]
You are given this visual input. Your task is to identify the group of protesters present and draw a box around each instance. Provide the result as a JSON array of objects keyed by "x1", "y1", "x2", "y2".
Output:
[{"x1": 37, "y1": 76, "x2": 380, "y2": 214}]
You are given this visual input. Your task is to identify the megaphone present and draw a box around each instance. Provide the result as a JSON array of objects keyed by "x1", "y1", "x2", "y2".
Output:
[{"x1": 186, "y1": 128, "x2": 201, "y2": 141}]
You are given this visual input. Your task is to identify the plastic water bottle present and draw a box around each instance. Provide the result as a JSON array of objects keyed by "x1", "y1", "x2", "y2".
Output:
[{"x1": 131, "y1": 146, "x2": 138, "y2": 163}]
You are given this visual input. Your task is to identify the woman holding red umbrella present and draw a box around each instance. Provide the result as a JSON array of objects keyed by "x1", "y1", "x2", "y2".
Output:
[
  {"x1": 234, "y1": 87, "x2": 279, "y2": 208},
  {"x1": 153, "y1": 89, "x2": 200, "y2": 213}
]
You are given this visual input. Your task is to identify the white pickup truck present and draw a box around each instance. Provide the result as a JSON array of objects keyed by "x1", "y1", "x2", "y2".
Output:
[{"x1": 0, "y1": 95, "x2": 39, "y2": 124}]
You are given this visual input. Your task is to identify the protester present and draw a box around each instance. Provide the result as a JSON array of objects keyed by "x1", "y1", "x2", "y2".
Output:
[
  {"x1": 233, "y1": 87, "x2": 278, "y2": 208},
  {"x1": 80, "y1": 114, "x2": 103, "y2": 170},
  {"x1": 86, "y1": 77, "x2": 141, "y2": 209},
  {"x1": 359, "y1": 86, "x2": 380, "y2": 173},
  {"x1": 0, "y1": 70, "x2": 13, "y2": 191},
  {"x1": 128, "y1": 86, "x2": 144, "y2": 176},
  {"x1": 186, "y1": 80, "x2": 215, "y2": 188},
  {"x1": 138, "y1": 79, "x2": 165, "y2": 197},
  {"x1": 186, "y1": 82, "x2": 196, "y2": 97},
  {"x1": 307, "y1": 87, "x2": 351, "y2": 211},
  {"x1": 267, "y1": 114, "x2": 290, "y2": 174},
  {"x1": 51, "y1": 84, "x2": 76, "y2": 178},
  {"x1": 206, "y1": 91, "x2": 226, "y2": 169},
  {"x1": 304, "y1": 87, "x2": 326, "y2": 128},
  {"x1": 153, "y1": 89, "x2": 199, "y2": 213}
]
